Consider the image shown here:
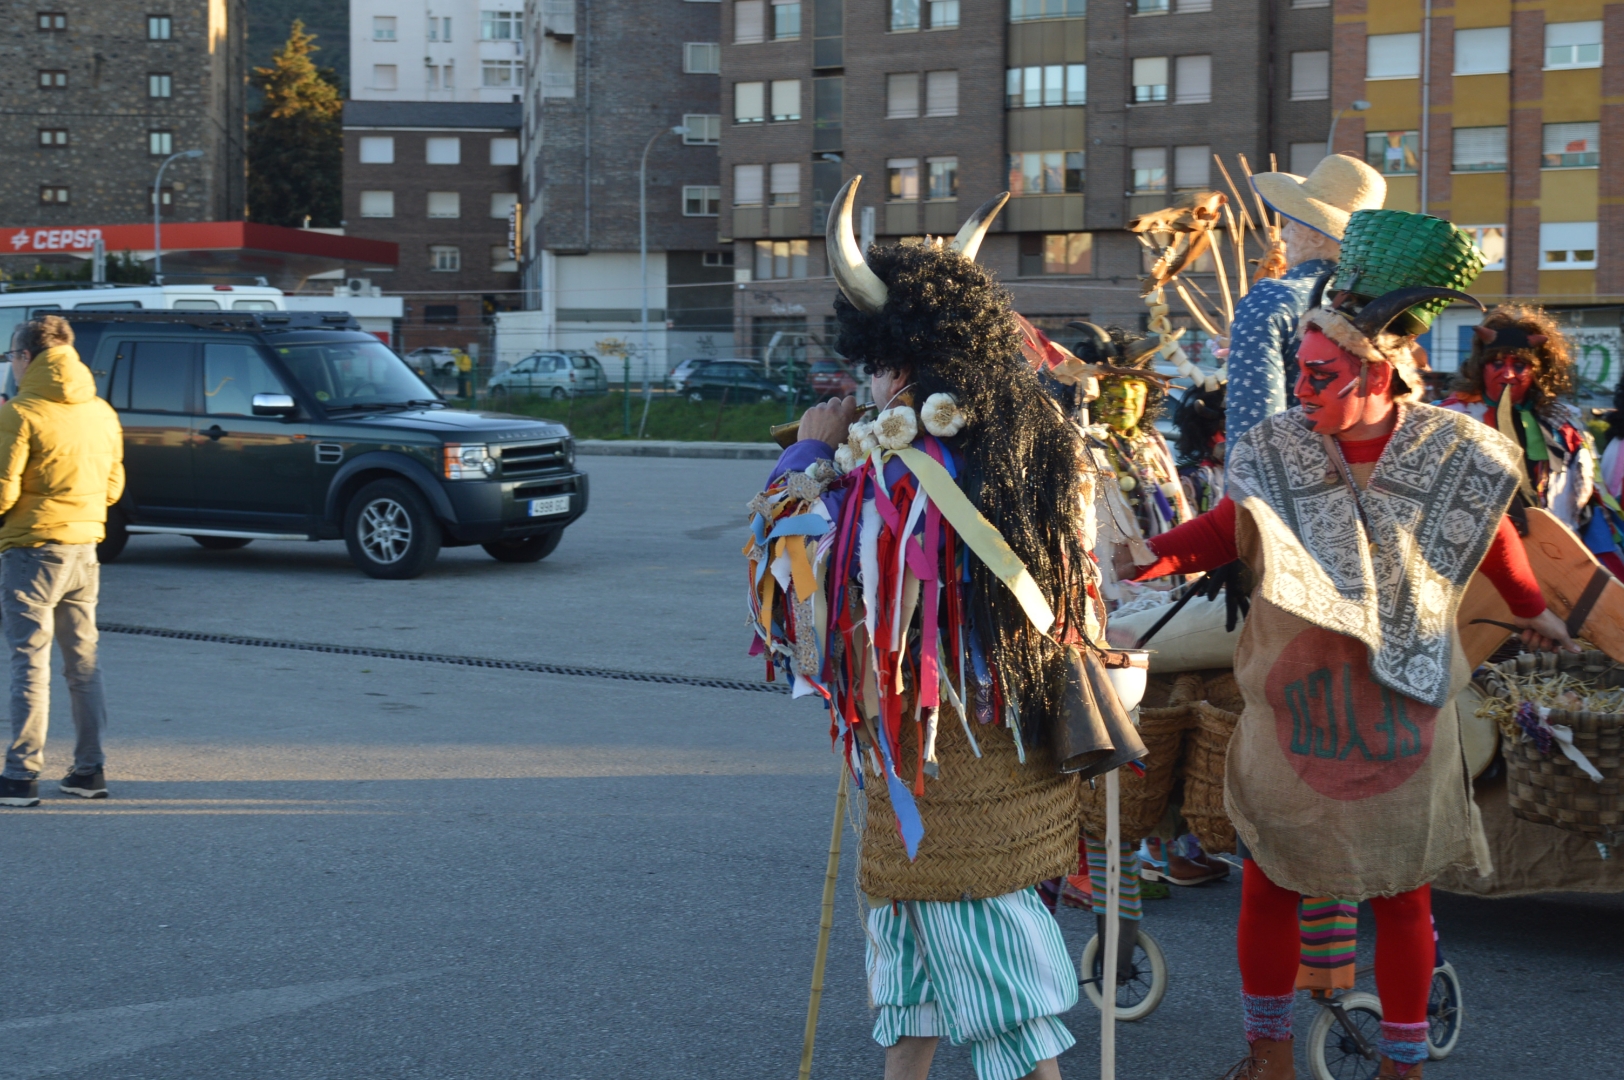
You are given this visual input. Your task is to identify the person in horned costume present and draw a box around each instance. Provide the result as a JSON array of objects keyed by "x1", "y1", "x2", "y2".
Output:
[
  {"x1": 748, "y1": 180, "x2": 1139, "y2": 1080},
  {"x1": 1113, "y1": 210, "x2": 1579, "y2": 1080}
]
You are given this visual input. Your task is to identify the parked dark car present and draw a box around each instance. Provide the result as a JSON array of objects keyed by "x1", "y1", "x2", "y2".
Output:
[
  {"x1": 683, "y1": 360, "x2": 790, "y2": 402},
  {"x1": 58, "y1": 311, "x2": 589, "y2": 579},
  {"x1": 805, "y1": 359, "x2": 858, "y2": 399}
]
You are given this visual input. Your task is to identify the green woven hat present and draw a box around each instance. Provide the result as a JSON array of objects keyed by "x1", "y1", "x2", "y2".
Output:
[{"x1": 1329, "y1": 209, "x2": 1485, "y2": 331}]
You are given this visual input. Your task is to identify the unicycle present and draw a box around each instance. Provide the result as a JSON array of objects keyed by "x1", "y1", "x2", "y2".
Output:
[
  {"x1": 1078, "y1": 926, "x2": 1169, "y2": 1022},
  {"x1": 1426, "y1": 960, "x2": 1463, "y2": 1059},
  {"x1": 1305, "y1": 988, "x2": 1383, "y2": 1080}
]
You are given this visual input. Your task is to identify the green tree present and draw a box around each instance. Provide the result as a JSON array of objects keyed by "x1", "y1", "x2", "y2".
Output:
[{"x1": 246, "y1": 21, "x2": 342, "y2": 227}]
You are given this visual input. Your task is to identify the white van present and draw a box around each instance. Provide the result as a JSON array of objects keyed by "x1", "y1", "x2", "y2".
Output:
[{"x1": 0, "y1": 283, "x2": 285, "y2": 346}]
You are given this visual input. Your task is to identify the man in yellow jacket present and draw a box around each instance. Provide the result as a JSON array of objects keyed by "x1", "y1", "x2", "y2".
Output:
[{"x1": 0, "y1": 316, "x2": 124, "y2": 808}]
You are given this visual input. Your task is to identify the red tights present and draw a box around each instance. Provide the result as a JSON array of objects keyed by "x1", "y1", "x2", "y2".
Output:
[{"x1": 1237, "y1": 859, "x2": 1433, "y2": 1024}]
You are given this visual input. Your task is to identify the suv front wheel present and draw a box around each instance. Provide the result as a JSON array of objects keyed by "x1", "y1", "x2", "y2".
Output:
[{"x1": 344, "y1": 478, "x2": 443, "y2": 579}]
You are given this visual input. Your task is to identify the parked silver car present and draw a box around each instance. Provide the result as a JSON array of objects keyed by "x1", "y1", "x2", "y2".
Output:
[
  {"x1": 404, "y1": 346, "x2": 461, "y2": 377},
  {"x1": 488, "y1": 352, "x2": 610, "y2": 400}
]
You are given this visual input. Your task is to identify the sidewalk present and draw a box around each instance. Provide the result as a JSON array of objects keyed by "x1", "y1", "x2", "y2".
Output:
[{"x1": 575, "y1": 439, "x2": 779, "y2": 460}]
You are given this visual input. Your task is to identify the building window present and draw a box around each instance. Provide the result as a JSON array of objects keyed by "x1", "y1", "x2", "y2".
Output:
[
  {"x1": 1173, "y1": 145, "x2": 1210, "y2": 189},
  {"x1": 887, "y1": 73, "x2": 919, "y2": 118},
  {"x1": 887, "y1": 158, "x2": 919, "y2": 200},
  {"x1": 480, "y1": 10, "x2": 522, "y2": 40},
  {"x1": 734, "y1": 82, "x2": 765, "y2": 123},
  {"x1": 929, "y1": 0, "x2": 959, "y2": 28},
  {"x1": 428, "y1": 16, "x2": 453, "y2": 41},
  {"x1": 1174, "y1": 55, "x2": 1211, "y2": 104},
  {"x1": 374, "y1": 16, "x2": 397, "y2": 40},
  {"x1": 430, "y1": 246, "x2": 462, "y2": 272},
  {"x1": 36, "y1": 12, "x2": 66, "y2": 30},
  {"x1": 1540, "y1": 222, "x2": 1597, "y2": 270},
  {"x1": 149, "y1": 73, "x2": 173, "y2": 98},
  {"x1": 360, "y1": 191, "x2": 396, "y2": 218},
  {"x1": 1132, "y1": 57, "x2": 1168, "y2": 104},
  {"x1": 1289, "y1": 142, "x2": 1325, "y2": 177},
  {"x1": 1366, "y1": 130, "x2": 1419, "y2": 175},
  {"x1": 39, "y1": 185, "x2": 69, "y2": 204},
  {"x1": 1008, "y1": 65, "x2": 1088, "y2": 107},
  {"x1": 38, "y1": 69, "x2": 67, "y2": 88},
  {"x1": 424, "y1": 304, "x2": 460, "y2": 324},
  {"x1": 891, "y1": 0, "x2": 920, "y2": 31},
  {"x1": 487, "y1": 244, "x2": 517, "y2": 273},
  {"x1": 684, "y1": 185, "x2": 722, "y2": 216},
  {"x1": 359, "y1": 136, "x2": 396, "y2": 164},
  {"x1": 1291, "y1": 0, "x2": 1330, "y2": 7},
  {"x1": 1367, "y1": 33, "x2": 1420, "y2": 80},
  {"x1": 703, "y1": 251, "x2": 735, "y2": 268},
  {"x1": 490, "y1": 137, "x2": 519, "y2": 165},
  {"x1": 927, "y1": 157, "x2": 958, "y2": 199},
  {"x1": 734, "y1": 164, "x2": 765, "y2": 206},
  {"x1": 1131, "y1": 147, "x2": 1168, "y2": 192},
  {"x1": 151, "y1": 187, "x2": 174, "y2": 214},
  {"x1": 148, "y1": 14, "x2": 172, "y2": 40},
  {"x1": 482, "y1": 61, "x2": 521, "y2": 88},
  {"x1": 1453, "y1": 126, "x2": 1507, "y2": 172},
  {"x1": 685, "y1": 42, "x2": 721, "y2": 74},
  {"x1": 770, "y1": 162, "x2": 801, "y2": 205},
  {"x1": 1008, "y1": 151, "x2": 1085, "y2": 195},
  {"x1": 1460, "y1": 225, "x2": 1506, "y2": 272},
  {"x1": 925, "y1": 70, "x2": 958, "y2": 116},
  {"x1": 1454, "y1": 27, "x2": 1510, "y2": 75},
  {"x1": 1546, "y1": 21, "x2": 1602, "y2": 69},
  {"x1": 148, "y1": 130, "x2": 173, "y2": 155},
  {"x1": 1019, "y1": 232, "x2": 1093, "y2": 276},
  {"x1": 490, "y1": 192, "x2": 518, "y2": 219},
  {"x1": 754, "y1": 240, "x2": 809, "y2": 279},
  {"x1": 426, "y1": 136, "x2": 461, "y2": 164},
  {"x1": 427, "y1": 192, "x2": 461, "y2": 218},
  {"x1": 1290, "y1": 51, "x2": 1329, "y2": 100},
  {"x1": 735, "y1": 0, "x2": 765, "y2": 43},
  {"x1": 372, "y1": 64, "x2": 397, "y2": 90},
  {"x1": 772, "y1": 0, "x2": 801, "y2": 39},
  {"x1": 683, "y1": 114, "x2": 721, "y2": 144},
  {"x1": 38, "y1": 128, "x2": 68, "y2": 147},
  {"x1": 1177, "y1": 0, "x2": 1211, "y2": 11},
  {"x1": 1543, "y1": 122, "x2": 1599, "y2": 168},
  {"x1": 770, "y1": 79, "x2": 801, "y2": 121},
  {"x1": 1008, "y1": 0, "x2": 1085, "y2": 19},
  {"x1": 1135, "y1": 0, "x2": 1169, "y2": 13}
]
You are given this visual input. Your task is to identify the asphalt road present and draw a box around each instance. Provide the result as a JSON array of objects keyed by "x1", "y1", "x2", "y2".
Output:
[{"x1": 4, "y1": 455, "x2": 1621, "y2": 1080}]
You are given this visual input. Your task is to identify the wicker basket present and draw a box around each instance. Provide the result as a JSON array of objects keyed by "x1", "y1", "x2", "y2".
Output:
[
  {"x1": 1079, "y1": 704, "x2": 1200, "y2": 840},
  {"x1": 1180, "y1": 701, "x2": 1240, "y2": 854},
  {"x1": 1481, "y1": 651, "x2": 1624, "y2": 843},
  {"x1": 1329, "y1": 209, "x2": 1485, "y2": 329}
]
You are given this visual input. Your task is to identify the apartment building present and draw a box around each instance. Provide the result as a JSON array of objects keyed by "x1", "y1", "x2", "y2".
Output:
[
  {"x1": 717, "y1": 0, "x2": 1333, "y2": 360},
  {"x1": 340, "y1": 100, "x2": 523, "y2": 350},
  {"x1": 0, "y1": 2, "x2": 247, "y2": 240},
  {"x1": 1332, "y1": 0, "x2": 1622, "y2": 381},
  {"x1": 350, "y1": 0, "x2": 528, "y2": 103},
  {"x1": 512, "y1": 0, "x2": 731, "y2": 375}
]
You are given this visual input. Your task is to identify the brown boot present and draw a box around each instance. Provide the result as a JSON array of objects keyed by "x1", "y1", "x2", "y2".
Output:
[
  {"x1": 1377, "y1": 1058, "x2": 1422, "y2": 1078},
  {"x1": 1220, "y1": 1038, "x2": 1296, "y2": 1080}
]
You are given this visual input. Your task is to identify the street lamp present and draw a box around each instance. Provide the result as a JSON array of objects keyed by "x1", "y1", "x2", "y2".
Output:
[
  {"x1": 153, "y1": 148, "x2": 203, "y2": 284},
  {"x1": 1325, "y1": 100, "x2": 1371, "y2": 160},
  {"x1": 635, "y1": 124, "x2": 688, "y2": 437}
]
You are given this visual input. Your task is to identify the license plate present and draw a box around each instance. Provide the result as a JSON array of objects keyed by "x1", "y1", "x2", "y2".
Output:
[{"x1": 528, "y1": 495, "x2": 571, "y2": 517}]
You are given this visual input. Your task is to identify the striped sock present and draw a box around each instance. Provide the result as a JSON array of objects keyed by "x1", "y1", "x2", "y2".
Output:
[
  {"x1": 1297, "y1": 897, "x2": 1358, "y2": 990},
  {"x1": 1241, "y1": 992, "x2": 1294, "y2": 1044},
  {"x1": 1378, "y1": 1020, "x2": 1429, "y2": 1067},
  {"x1": 1083, "y1": 835, "x2": 1143, "y2": 921}
]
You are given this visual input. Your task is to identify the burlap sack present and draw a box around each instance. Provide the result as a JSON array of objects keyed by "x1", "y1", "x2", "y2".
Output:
[{"x1": 860, "y1": 705, "x2": 1082, "y2": 902}]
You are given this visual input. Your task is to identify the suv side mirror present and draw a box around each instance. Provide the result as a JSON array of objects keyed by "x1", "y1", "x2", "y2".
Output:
[{"x1": 252, "y1": 393, "x2": 298, "y2": 418}]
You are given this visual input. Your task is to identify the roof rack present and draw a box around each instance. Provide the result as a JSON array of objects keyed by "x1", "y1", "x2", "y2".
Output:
[{"x1": 61, "y1": 310, "x2": 362, "y2": 332}]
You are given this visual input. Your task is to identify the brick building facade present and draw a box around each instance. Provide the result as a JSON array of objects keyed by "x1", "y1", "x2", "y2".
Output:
[
  {"x1": 0, "y1": 0, "x2": 247, "y2": 244},
  {"x1": 340, "y1": 100, "x2": 523, "y2": 353},
  {"x1": 716, "y1": 0, "x2": 1333, "y2": 363}
]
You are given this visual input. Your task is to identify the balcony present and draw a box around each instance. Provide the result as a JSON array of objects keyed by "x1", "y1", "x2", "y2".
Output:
[
  {"x1": 542, "y1": 0, "x2": 576, "y2": 39},
  {"x1": 1003, "y1": 195, "x2": 1086, "y2": 232},
  {"x1": 732, "y1": 206, "x2": 801, "y2": 238}
]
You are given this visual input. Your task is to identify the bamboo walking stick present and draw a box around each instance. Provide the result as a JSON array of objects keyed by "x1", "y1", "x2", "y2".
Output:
[{"x1": 798, "y1": 766, "x2": 850, "y2": 1080}]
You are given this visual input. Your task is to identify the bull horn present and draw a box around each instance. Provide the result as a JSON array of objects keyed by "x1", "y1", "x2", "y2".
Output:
[
  {"x1": 1350, "y1": 287, "x2": 1484, "y2": 339},
  {"x1": 826, "y1": 177, "x2": 888, "y2": 313},
  {"x1": 949, "y1": 192, "x2": 1010, "y2": 260},
  {"x1": 1066, "y1": 321, "x2": 1119, "y2": 363}
]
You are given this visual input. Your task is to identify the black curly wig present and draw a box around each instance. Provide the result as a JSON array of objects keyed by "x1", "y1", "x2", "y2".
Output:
[
  {"x1": 834, "y1": 241, "x2": 1089, "y2": 747},
  {"x1": 1173, "y1": 383, "x2": 1227, "y2": 467}
]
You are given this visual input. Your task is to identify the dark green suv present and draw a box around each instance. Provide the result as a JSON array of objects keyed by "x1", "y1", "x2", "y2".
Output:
[{"x1": 58, "y1": 311, "x2": 589, "y2": 579}]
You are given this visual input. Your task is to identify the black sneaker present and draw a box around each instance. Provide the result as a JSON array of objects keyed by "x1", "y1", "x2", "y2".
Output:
[
  {"x1": 59, "y1": 769, "x2": 108, "y2": 799},
  {"x1": 0, "y1": 777, "x2": 40, "y2": 807}
]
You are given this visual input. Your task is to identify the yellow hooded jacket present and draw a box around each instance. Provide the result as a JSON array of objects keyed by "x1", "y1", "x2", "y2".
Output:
[{"x1": 0, "y1": 345, "x2": 125, "y2": 551}]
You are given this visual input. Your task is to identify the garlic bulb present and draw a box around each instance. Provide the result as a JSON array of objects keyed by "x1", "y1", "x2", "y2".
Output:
[
  {"x1": 873, "y1": 406, "x2": 919, "y2": 450},
  {"x1": 920, "y1": 392, "x2": 967, "y2": 437}
]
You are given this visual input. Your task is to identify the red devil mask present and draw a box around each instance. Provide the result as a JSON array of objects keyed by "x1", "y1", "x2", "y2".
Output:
[
  {"x1": 1294, "y1": 328, "x2": 1397, "y2": 436},
  {"x1": 1473, "y1": 325, "x2": 1544, "y2": 406}
]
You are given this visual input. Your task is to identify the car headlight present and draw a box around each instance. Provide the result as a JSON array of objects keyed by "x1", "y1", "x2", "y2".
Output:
[
  {"x1": 778, "y1": 384, "x2": 790, "y2": 393},
  {"x1": 565, "y1": 438, "x2": 576, "y2": 468},
  {"x1": 443, "y1": 443, "x2": 496, "y2": 479}
]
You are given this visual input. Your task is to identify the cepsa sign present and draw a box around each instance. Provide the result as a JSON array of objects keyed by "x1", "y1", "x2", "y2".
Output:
[{"x1": 9, "y1": 228, "x2": 104, "y2": 252}]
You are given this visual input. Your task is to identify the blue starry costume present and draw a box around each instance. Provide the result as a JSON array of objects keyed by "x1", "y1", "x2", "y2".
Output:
[{"x1": 1223, "y1": 259, "x2": 1335, "y2": 442}]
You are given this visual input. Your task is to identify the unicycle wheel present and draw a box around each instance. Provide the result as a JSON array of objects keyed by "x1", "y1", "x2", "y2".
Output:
[
  {"x1": 1427, "y1": 961, "x2": 1463, "y2": 1059},
  {"x1": 1078, "y1": 926, "x2": 1169, "y2": 1022},
  {"x1": 1306, "y1": 991, "x2": 1383, "y2": 1080}
]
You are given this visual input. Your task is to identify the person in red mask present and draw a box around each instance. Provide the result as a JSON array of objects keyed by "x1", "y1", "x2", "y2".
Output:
[
  {"x1": 1116, "y1": 279, "x2": 1577, "y2": 1079},
  {"x1": 1438, "y1": 304, "x2": 1624, "y2": 577}
]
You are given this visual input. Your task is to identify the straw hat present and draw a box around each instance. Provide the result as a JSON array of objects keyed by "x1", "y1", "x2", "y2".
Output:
[{"x1": 1250, "y1": 154, "x2": 1387, "y2": 240}]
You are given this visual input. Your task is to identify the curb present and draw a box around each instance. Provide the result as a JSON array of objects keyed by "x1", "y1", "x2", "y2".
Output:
[{"x1": 575, "y1": 439, "x2": 779, "y2": 460}]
